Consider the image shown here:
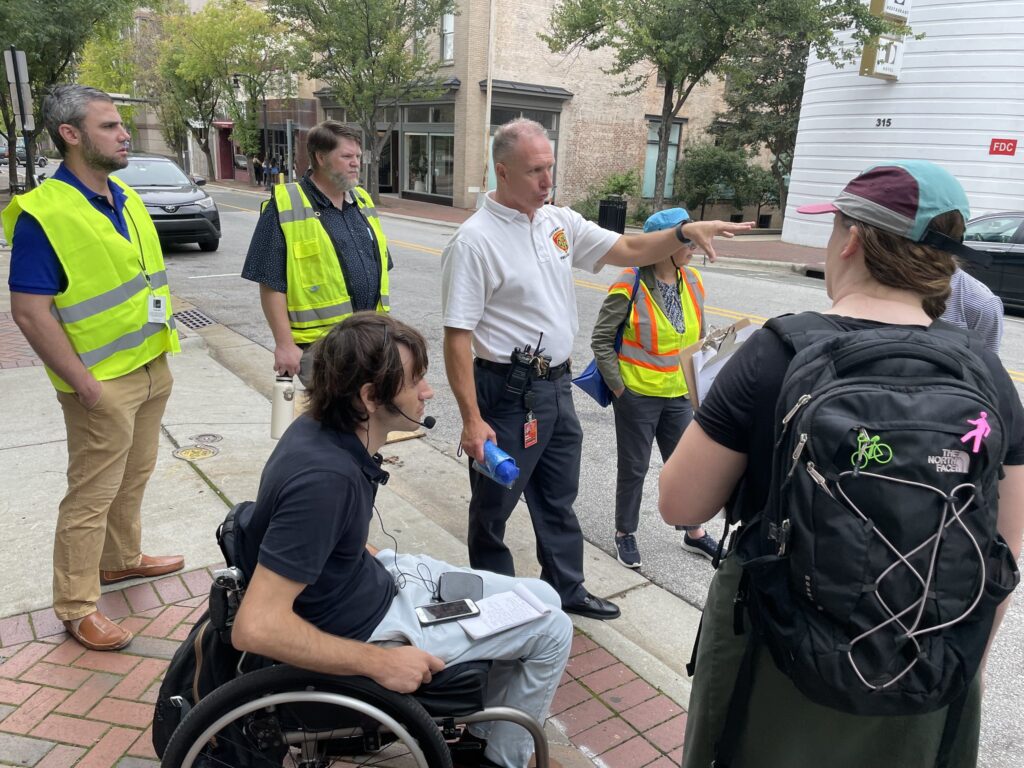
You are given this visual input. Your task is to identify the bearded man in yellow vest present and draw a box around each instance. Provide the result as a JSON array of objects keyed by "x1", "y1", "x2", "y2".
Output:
[
  {"x1": 591, "y1": 208, "x2": 719, "y2": 570},
  {"x1": 242, "y1": 121, "x2": 391, "y2": 388},
  {"x1": 4, "y1": 85, "x2": 183, "y2": 652}
]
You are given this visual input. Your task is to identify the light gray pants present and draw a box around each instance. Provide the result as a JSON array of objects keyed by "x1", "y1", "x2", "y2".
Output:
[{"x1": 368, "y1": 551, "x2": 573, "y2": 768}]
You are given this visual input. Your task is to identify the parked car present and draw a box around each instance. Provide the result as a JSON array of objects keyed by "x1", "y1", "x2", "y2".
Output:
[
  {"x1": 15, "y1": 138, "x2": 48, "y2": 167},
  {"x1": 961, "y1": 212, "x2": 1024, "y2": 311},
  {"x1": 112, "y1": 154, "x2": 221, "y2": 252}
]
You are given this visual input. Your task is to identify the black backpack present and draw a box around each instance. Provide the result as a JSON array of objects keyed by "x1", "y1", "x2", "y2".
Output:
[
  {"x1": 714, "y1": 314, "x2": 1019, "y2": 765},
  {"x1": 152, "y1": 503, "x2": 271, "y2": 760}
]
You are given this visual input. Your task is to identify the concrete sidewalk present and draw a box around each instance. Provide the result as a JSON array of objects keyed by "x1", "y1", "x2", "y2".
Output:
[{"x1": 0, "y1": 250, "x2": 701, "y2": 766}]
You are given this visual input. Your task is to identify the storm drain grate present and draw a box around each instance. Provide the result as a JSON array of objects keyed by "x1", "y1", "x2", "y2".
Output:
[{"x1": 173, "y1": 309, "x2": 217, "y2": 329}]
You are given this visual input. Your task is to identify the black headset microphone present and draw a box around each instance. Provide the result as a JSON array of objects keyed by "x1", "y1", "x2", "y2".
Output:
[{"x1": 389, "y1": 404, "x2": 436, "y2": 429}]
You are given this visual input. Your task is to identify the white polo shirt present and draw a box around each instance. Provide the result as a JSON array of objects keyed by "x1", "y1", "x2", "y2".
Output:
[{"x1": 441, "y1": 193, "x2": 620, "y2": 365}]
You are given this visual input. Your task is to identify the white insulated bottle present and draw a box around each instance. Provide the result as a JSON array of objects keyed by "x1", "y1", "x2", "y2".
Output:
[{"x1": 271, "y1": 375, "x2": 295, "y2": 439}]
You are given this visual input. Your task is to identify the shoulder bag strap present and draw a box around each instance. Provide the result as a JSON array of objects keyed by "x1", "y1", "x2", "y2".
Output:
[{"x1": 613, "y1": 268, "x2": 643, "y2": 353}]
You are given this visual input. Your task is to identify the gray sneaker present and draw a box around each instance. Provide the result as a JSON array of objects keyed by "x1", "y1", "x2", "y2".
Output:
[
  {"x1": 682, "y1": 532, "x2": 720, "y2": 561},
  {"x1": 615, "y1": 533, "x2": 642, "y2": 568}
]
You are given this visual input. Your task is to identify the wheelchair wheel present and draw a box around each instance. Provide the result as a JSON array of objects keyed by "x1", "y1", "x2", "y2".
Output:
[{"x1": 161, "y1": 664, "x2": 453, "y2": 768}]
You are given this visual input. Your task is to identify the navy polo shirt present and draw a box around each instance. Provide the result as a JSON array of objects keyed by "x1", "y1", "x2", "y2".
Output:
[
  {"x1": 234, "y1": 415, "x2": 398, "y2": 641},
  {"x1": 8, "y1": 164, "x2": 131, "y2": 295}
]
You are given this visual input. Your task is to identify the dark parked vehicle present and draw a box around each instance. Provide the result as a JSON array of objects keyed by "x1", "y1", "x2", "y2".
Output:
[
  {"x1": 15, "y1": 138, "x2": 48, "y2": 167},
  {"x1": 113, "y1": 155, "x2": 221, "y2": 252},
  {"x1": 961, "y1": 212, "x2": 1024, "y2": 311}
]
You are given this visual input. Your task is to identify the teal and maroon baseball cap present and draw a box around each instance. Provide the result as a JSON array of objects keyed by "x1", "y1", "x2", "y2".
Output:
[{"x1": 797, "y1": 160, "x2": 990, "y2": 265}]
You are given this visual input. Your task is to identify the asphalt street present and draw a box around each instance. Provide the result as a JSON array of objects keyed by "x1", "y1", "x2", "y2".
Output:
[{"x1": 160, "y1": 183, "x2": 1024, "y2": 767}]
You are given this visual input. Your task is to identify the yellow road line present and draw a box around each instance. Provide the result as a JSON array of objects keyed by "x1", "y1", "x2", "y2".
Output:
[{"x1": 217, "y1": 201, "x2": 259, "y2": 213}]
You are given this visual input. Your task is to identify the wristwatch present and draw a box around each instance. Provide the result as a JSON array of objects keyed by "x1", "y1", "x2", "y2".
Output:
[{"x1": 675, "y1": 221, "x2": 694, "y2": 246}]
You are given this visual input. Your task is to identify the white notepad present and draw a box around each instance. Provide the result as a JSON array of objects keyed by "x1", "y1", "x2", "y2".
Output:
[{"x1": 457, "y1": 583, "x2": 553, "y2": 640}]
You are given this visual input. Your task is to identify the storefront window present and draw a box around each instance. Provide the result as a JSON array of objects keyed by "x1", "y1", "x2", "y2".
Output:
[
  {"x1": 431, "y1": 104, "x2": 455, "y2": 123},
  {"x1": 642, "y1": 121, "x2": 681, "y2": 198},
  {"x1": 405, "y1": 133, "x2": 454, "y2": 197},
  {"x1": 490, "y1": 107, "x2": 557, "y2": 130},
  {"x1": 405, "y1": 106, "x2": 430, "y2": 123},
  {"x1": 431, "y1": 135, "x2": 454, "y2": 196}
]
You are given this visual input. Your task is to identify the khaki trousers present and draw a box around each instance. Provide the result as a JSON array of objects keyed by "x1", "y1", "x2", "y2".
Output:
[{"x1": 53, "y1": 355, "x2": 173, "y2": 620}]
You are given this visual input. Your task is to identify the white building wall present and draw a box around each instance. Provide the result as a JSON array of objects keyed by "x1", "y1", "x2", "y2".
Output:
[{"x1": 783, "y1": 0, "x2": 1024, "y2": 248}]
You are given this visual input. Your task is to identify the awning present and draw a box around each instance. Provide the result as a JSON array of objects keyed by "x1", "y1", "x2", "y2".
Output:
[{"x1": 212, "y1": 120, "x2": 234, "y2": 129}]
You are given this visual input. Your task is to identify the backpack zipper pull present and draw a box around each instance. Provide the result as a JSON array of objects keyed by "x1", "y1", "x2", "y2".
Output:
[
  {"x1": 787, "y1": 433, "x2": 809, "y2": 478},
  {"x1": 782, "y1": 394, "x2": 812, "y2": 426},
  {"x1": 806, "y1": 462, "x2": 831, "y2": 495}
]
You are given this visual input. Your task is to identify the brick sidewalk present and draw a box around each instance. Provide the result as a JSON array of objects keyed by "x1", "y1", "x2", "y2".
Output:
[
  {"x1": 0, "y1": 312, "x2": 42, "y2": 369},
  {"x1": 0, "y1": 568, "x2": 687, "y2": 767}
]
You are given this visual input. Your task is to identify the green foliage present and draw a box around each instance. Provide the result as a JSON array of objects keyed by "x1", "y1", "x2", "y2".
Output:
[
  {"x1": 544, "y1": 0, "x2": 904, "y2": 210},
  {"x1": 150, "y1": 0, "x2": 295, "y2": 178},
  {"x1": 630, "y1": 200, "x2": 653, "y2": 226},
  {"x1": 0, "y1": 0, "x2": 144, "y2": 187},
  {"x1": 675, "y1": 144, "x2": 749, "y2": 212},
  {"x1": 79, "y1": 31, "x2": 138, "y2": 129},
  {"x1": 269, "y1": 0, "x2": 456, "y2": 200},
  {"x1": 571, "y1": 168, "x2": 641, "y2": 222}
]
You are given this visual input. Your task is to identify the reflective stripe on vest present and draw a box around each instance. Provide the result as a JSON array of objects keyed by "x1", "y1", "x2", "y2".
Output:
[
  {"x1": 1, "y1": 177, "x2": 180, "y2": 392},
  {"x1": 614, "y1": 267, "x2": 704, "y2": 397},
  {"x1": 276, "y1": 182, "x2": 389, "y2": 344}
]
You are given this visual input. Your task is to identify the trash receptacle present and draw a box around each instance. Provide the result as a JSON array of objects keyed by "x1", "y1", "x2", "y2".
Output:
[{"x1": 598, "y1": 196, "x2": 627, "y2": 234}]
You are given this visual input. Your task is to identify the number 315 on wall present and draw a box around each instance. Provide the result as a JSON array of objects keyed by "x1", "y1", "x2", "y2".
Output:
[{"x1": 875, "y1": 118, "x2": 892, "y2": 127}]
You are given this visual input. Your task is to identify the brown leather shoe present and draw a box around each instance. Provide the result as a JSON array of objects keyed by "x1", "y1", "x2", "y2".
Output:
[
  {"x1": 100, "y1": 553, "x2": 185, "y2": 585},
  {"x1": 63, "y1": 611, "x2": 133, "y2": 651}
]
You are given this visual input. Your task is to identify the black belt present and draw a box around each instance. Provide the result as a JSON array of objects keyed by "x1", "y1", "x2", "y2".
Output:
[{"x1": 475, "y1": 358, "x2": 571, "y2": 381}]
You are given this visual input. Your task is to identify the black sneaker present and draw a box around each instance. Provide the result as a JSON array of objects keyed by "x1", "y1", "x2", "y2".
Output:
[
  {"x1": 615, "y1": 533, "x2": 642, "y2": 568},
  {"x1": 682, "y1": 532, "x2": 720, "y2": 561}
]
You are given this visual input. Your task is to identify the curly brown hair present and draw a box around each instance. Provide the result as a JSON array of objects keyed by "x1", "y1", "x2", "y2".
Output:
[
  {"x1": 839, "y1": 210, "x2": 964, "y2": 319},
  {"x1": 306, "y1": 312, "x2": 428, "y2": 433}
]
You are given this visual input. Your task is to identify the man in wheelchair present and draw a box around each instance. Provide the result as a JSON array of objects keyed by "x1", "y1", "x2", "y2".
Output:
[{"x1": 227, "y1": 312, "x2": 573, "y2": 768}]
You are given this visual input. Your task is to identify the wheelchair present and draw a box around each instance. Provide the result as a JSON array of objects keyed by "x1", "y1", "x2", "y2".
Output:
[{"x1": 159, "y1": 505, "x2": 550, "y2": 768}]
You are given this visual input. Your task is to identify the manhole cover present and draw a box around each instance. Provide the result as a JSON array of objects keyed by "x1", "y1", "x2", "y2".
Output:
[
  {"x1": 189, "y1": 433, "x2": 223, "y2": 444},
  {"x1": 173, "y1": 309, "x2": 217, "y2": 329},
  {"x1": 173, "y1": 444, "x2": 220, "y2": 461}
]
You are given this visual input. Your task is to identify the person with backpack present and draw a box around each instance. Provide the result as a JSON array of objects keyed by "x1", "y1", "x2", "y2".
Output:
[
  {"x1": 590, "y1": 208, "x2": 718, "y2": 569},
  {"x1": 659, "y1": 160, "x2": 1024, "y2": 768}
]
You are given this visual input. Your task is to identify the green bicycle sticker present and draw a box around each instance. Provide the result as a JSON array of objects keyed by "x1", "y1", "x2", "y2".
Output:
[{"x1": 851, "y1": 431, "x2": 893, "y2": 469}]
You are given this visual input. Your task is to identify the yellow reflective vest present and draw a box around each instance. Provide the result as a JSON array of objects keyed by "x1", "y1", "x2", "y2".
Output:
[
  {"x1": 613, "y1": 266, "x2": 704, "y2": 397},
  {"x1": 273, "y1": 182, "x2": 390, "y2": 344},
  {"x1": 2, "y1": 176, "x2": 180, "y2": 392}
]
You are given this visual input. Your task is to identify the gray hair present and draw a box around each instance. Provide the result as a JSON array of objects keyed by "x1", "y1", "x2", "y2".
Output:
[
  {"x1": 492, "y1": 118, "x2": 549, "y2": 166},
  {"x1": 43, "y1": 85, "x2": 114, "y2": 156}
]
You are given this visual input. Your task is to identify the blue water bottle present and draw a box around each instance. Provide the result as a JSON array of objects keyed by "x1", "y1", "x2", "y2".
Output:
[{"x1": 473, "y1": 440, "x2": 520, "y2": 488}]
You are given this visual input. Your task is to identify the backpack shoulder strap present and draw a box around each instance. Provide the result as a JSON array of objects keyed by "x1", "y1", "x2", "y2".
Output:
[{"x1": 764, "y1": 312, "x2": 844, "y2": 356}]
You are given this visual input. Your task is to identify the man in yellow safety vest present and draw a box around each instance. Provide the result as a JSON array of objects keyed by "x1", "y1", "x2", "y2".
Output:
[
  {"x1": 4, "y1": 85, "x2": 184, "y2": 651},
  {"x1": 242, "y1": 121, "x2": 391, "y2": 386}
]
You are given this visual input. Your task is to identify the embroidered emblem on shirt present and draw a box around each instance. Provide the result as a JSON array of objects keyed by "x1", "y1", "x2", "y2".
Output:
[{"x1": 551, "y1": 228, "x2": 569, "y2": 255}]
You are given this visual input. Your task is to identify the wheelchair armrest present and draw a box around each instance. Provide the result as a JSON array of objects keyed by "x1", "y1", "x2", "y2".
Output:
[{"x1": 413, "y1": 660, "x2": 490, "y2": 717}]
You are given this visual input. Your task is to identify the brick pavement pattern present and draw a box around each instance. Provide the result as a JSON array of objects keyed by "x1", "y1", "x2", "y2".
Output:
[
  {"x1": 0, "y1": 568, "x2": 688, "y2": 767},
  {"x1": 0, "y1": 312, "x2": 42, "y2": 369}
]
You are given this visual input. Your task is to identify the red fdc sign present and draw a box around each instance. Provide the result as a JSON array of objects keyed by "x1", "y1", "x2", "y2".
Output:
[{"x1": 989, "y1": 138, "x2": 1018, "y2": 156}]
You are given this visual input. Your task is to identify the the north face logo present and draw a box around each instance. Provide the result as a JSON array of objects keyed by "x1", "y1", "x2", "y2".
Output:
[{"x1": 927, "y1": 449, "x2": 969, "y2": 473}]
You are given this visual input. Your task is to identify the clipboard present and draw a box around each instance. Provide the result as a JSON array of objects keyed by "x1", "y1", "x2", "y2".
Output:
[{"x1": 680, "y1": 318, "x2": 757, "y2": 408}]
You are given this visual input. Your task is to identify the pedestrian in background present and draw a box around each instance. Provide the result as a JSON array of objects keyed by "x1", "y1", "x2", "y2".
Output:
[
  {"x1": 3, "y1": 85, "x2": 184, "y2": 651},
  {"x1": 591, "y1": 208, "x2": 718, "y2": 569},
  {"x1": 941, "y1": 267, "x2": 1004, "y2": 353},
  {"x1": 441, "y1": 118, "x2": 751, "y2": 621}
]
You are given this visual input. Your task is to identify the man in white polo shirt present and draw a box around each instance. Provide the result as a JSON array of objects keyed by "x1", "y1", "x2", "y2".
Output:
[{"x1": 441, "y1": 118, "x2": 751, "y2": 619}]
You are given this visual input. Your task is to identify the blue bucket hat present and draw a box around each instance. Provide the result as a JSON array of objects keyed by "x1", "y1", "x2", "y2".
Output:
[{"x1": 643, "y1": 207, "x2": 690, "y2": 233}]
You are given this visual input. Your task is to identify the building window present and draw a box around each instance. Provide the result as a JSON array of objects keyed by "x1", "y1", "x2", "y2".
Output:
[
  {"x1": 490, "y1": 107, "x2": 558, "y2": 131},
  {"x1": 642, "y1": 120, "x2": 681, "y2": 199},
  {"x1": 405, "y1": 133, "x2": 454, "y2": 197},
  {"x1": 441, "y1": 13, "x2": 454, "y2": 62},
  {"x1": 405, "y1": 104, "x2": 453, "y2": 124}
]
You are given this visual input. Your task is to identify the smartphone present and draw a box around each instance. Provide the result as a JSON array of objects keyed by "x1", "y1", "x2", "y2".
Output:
[{"x1": 415, "y1": 599, "x2": 480, "y2": 626}]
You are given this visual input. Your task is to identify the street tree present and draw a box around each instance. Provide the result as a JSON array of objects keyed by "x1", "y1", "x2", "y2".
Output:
[
  {"x1": 0, "y1": 0, "x2": 142, "y2": 190},
  {"x1": 675, "y1": 143, "x2": 750, "y2": 219},
  {"x1": 544, "y1": 0, "x2": 899, "y2": 210},
  {"x1": 79, "y1": 29, "x2": 139, "y2": 131},
  {"x1": 269, "y1": 0, "x2": 456, "y2": 200}
]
